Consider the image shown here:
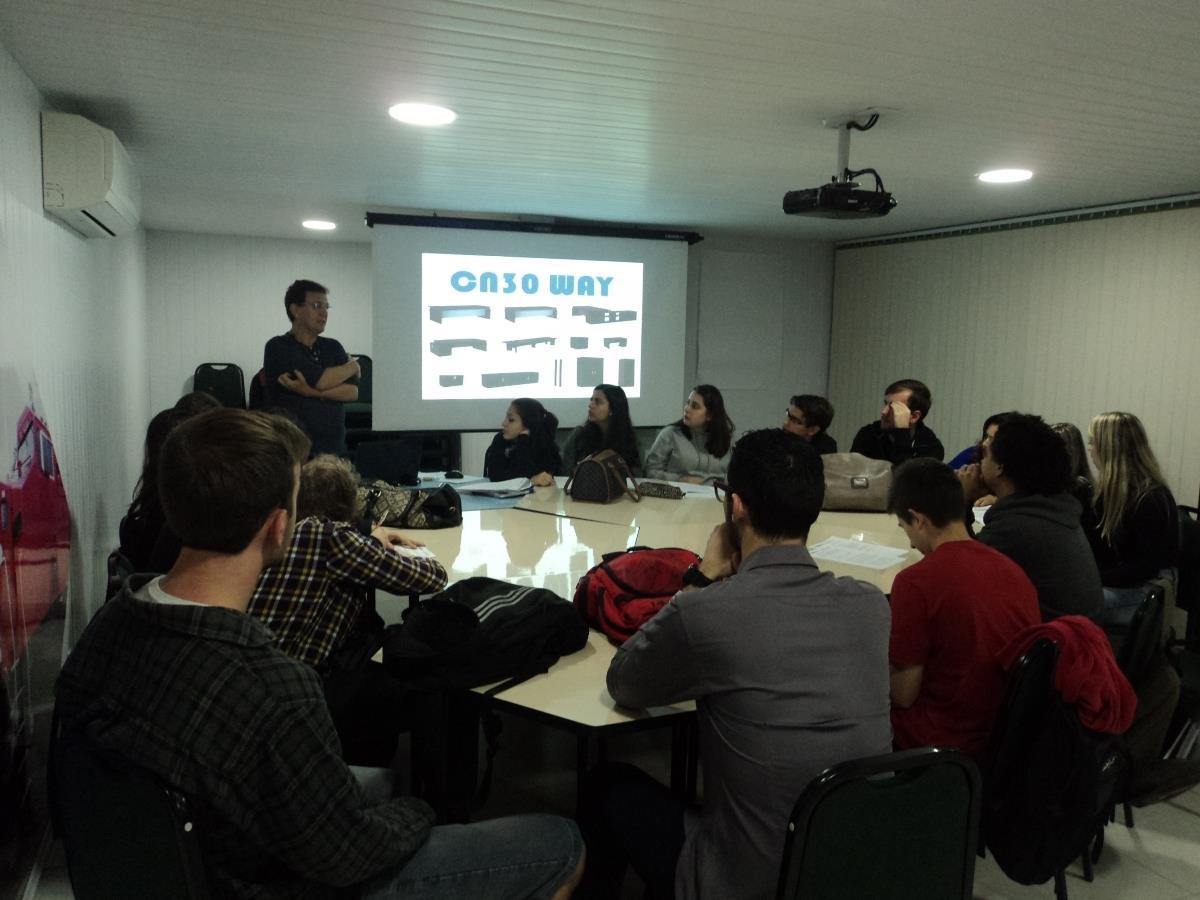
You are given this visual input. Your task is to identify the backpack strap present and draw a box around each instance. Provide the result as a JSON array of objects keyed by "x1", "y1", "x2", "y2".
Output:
[{"x1": 472, "y1": 660, "x2": 555, "y2": 808}]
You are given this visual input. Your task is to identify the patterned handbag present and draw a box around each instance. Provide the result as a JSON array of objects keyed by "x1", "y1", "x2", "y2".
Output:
[
  {"x1": 358, "y1": 480, "x2": 463, "y2": 528},
  {"x1": 565, "y1": 450, "x2": 639, "y2": 503}
]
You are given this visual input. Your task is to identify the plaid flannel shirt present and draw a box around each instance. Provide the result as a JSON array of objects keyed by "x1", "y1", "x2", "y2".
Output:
[
  {"x1": 249, "y1": 517, "x2": 447, "y2": 670},
  {"x1": 55, "y1": 577, "x2": 435, "y2": 899}
]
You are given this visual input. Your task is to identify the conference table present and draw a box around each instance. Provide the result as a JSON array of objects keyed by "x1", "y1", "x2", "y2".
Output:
[{"x1": 386, "y1": 478, "x2": 919, "y2": 818}]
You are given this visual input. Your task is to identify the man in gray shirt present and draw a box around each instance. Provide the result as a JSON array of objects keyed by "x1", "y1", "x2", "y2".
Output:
[{"x1": 589, "y1": 429, "x2": 892, "y2": 900}]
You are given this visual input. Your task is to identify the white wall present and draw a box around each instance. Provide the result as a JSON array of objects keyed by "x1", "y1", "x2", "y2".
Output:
[
  {"x1": 144, "y1": 231, "x2": 372, "y2": 412},
  {"x1": 1, "y1": 37, "x2": 148, "y2": 895},
  {"x1": 690, "y1": 235, "x2": 833, "y2": 434},
  {"x1": 828, "y1": 208, "x2": 1200, "y2": 500},
  {"x1": 0, "y1": 42, "x2": 148, "y2": 633}
]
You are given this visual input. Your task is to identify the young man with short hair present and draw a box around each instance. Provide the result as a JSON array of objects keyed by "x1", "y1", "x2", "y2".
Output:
[
  {"x1": 850, "y1": 378, "x2": 944, "y2": 464},
  {"x1": 590, "y1": 429, "x2": 891, "y2": 900},
  {"x1": 961, "y1": 412, "x2": 1104, "y2": 621},
  {"x1": 264, "y1": 279, "x2": 360, "y2": 454},
  {"x1": 55, "y1": 410, "x2": 583, "y2": 900},
  {"x1": 783, "y1": 393, "x2": 837, "y2": 453},
  {"x1": 887, "y1": 458, "x2": 1040, "y2": 757}
]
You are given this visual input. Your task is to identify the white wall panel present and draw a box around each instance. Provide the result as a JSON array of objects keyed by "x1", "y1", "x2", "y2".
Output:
[
  {"x1": 145, "y1": 233, "x2": 372, "y2": 413},
  {"x1": 829, "y1": 208, "x2": 1200, "y2": 501},
  {"x1": 692, "y1": 237, "x2": 832, "y2": 437}
]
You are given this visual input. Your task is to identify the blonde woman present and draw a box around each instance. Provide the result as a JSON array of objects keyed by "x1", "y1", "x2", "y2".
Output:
[{"x1": 1087, "y1": 412, "x2": 1179, "y2": 625}]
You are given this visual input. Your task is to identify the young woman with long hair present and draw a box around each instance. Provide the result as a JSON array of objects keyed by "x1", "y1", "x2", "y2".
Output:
[
  {"x1": 560, "y1": 384, "x2": 641, "y2": 474},
  {"x1": 644, "y1": 384, "x2": 734, "y2": 484},
  {"x1": 1086, "y1": 411, "x2": 1179, "y2": 624},
  {"x1": 483, "y1": 398, "x2": 563, "y2": 486}
]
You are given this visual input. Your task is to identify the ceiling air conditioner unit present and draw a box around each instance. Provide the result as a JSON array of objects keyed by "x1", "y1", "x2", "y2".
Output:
[{"x1": 41, "y1": 111, "x2": 141, "y2": 238}]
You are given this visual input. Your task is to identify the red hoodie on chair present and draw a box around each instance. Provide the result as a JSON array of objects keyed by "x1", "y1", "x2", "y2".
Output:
[{"x1": 997, "y1": 615, "x2": 1137, "y2": 734}]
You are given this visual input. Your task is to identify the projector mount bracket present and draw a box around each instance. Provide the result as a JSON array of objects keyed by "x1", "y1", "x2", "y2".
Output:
[{"x1": 822, "y1": 111, "x2": 887, "y2": 193}]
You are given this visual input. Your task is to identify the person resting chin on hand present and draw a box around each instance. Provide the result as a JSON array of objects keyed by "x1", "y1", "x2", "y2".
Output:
[{"x1": 483, "y1": 398, "x2": 563, "y2": 487}]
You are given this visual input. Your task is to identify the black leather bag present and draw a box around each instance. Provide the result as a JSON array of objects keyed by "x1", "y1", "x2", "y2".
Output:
[
  {"x1": 565, "y1": 450, "x2": 639, "y2": 503},
  {"x1": 358, "y1": 480, "x2": 463, "y2": 529}
]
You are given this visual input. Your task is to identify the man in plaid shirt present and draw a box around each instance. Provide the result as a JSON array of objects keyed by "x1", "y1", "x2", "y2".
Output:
[
  {"x1": 250, "y1": 454, "x2": 447, "y2": 765},
  {"x1": 55, "y1": 410, "x2": 583, "y2": 899}
]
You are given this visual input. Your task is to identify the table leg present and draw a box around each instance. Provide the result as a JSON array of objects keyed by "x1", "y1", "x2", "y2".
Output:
[{"x1": 575, "y1": 731, "x2": 591, "y2": 818}]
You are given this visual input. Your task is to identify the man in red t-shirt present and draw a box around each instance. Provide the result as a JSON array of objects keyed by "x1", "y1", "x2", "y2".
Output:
[{"x1": 887, "y1": 458, "x2": 1040, "y2": 757}]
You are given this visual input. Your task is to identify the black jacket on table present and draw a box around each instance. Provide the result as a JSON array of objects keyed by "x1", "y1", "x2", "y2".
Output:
[
  {"x1": 849, "y1": 421, "x2": 944, "y2": 465},
  {"x1": 483, "y1": 433, "x2": 564, "y2": 481},
  {"x1": 1087, "y1": 484, "x2": 1179, "y2": 587}
]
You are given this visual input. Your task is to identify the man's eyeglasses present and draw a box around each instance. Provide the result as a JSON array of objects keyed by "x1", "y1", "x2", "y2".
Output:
[
  {"x1": 713, "y1": 480, "x2": 729, "y2": 503},
  {"x1": 784, "y1": 410, "x2": 805, "y2": 427},
  {"x1": 306, "y1": 301, "x2": 332, "y2": 312}
]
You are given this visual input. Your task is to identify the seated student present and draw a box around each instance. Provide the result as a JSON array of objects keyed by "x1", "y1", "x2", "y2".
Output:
[
  {"x1": 952, "y1": 411, "x2": 1015, "y2": 508},
  {"x1": 561, "y1": 384, "x2": 642, "y2": 474},
  {"x1": 56, "y1": 409, "x2": 583, "y2": 900},
  {"x1": 961, "y1": 413, "x2": 1103, "y2": 621},
  {"x1": 1051, "y1": 421, "x2": 1095, "y2": 518},
  {"x1": 850, "y1": 378, "x2": 944, "y2": 464},
  {"x1": 248, "y1": 454, "x2": 448, "y2": 766},
  {"x1": 782, "y1": 393, "x2": 838, "y2": 454},
  {"x1": 483, "y1": 398, "x2": 563, "y2": 486},
  {"x1": 887, "y1": 459, "x2": 1040, "y2": 758},
  {"x1": 1086, "y1": 411, "x2": 1179, "y2": 626},
  {"x1": 118, "y1": 392, "x2": 222, "y2": 573},
  {"x1": 588, "y1": 429, "x2": 890, "y2": 900},
  {"x1": 644, "y1": 384, "x2": 734, "y2": 484}
]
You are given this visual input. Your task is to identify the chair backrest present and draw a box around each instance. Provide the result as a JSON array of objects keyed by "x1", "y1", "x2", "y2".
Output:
[
  {"x1": 193, "y1": 363, "x2": 246, "y2": 409},
  {"x1": 983, "y1": 638, "x2": 1127, "y2": 886},
  {"x1": 52, "y1": 724, "x2": 210, "y2": 899},
  {"x1": 354, "y1": 354, "x2": 373, "y2": 404},
  {"x1": 1116, "y1": 582, "x2": 1168, "y2": 689},
  {"x1": 354, "y1": 438, "x2": 423, "y2": 486},
  {"x1": 1178, "y1": 506, "x2": 1200, "y2": 646},
  {"x1": 105, "y1": 547, "x2": 134, "y2": 601},
  {"x1": 777, "y1": 747, "x2": 981, "y2": 900},
  {"x1": 247, "y1": 367, "x2": 268, "y2": 410}
]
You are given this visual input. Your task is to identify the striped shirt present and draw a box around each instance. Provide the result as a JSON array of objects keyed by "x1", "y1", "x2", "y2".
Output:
[{"x1": 250, "y1": 517, "x2": 447, "y2": 670}]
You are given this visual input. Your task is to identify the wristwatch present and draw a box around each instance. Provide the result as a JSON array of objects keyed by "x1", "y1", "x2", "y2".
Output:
[{"x1": 682, "y1": 563, "x2": 714, "y2": 588}]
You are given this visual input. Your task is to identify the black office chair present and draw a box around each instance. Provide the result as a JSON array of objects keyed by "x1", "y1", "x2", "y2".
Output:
[
  {"x1": 344, "y1": 353, "x2": 373, "y2": 431},
  {"x1": 983, "y1": 639, "x2": 1127, "y2": 899},
  {"x1": 354, "y1": 438, "x2": 423, "y2": 486},
  {"x1": 51, "y1": 721, "x2": 211, "y2": 899},
  {"x1": 193, "y1": 363, "x2": 246, "y2": 409},
  {"x1": 776, "y1": 747, "x2": 981, "y2": 900}
]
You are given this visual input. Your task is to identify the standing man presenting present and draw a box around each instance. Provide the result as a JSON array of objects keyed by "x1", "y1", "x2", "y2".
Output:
[
  {"x1": 850, "y1": 378, "x2": 944, "y2": 464},
  {"x1": 264, "y1": 279, "x2": 359, "y2": 455}
]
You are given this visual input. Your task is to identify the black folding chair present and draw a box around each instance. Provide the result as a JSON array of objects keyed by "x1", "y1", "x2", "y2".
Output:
[
  {"x1": 193, "y1": 363, "x2": 246, "y2": 409},
  {"x1": 777, "y1": 747, "x2": 981, "y2": 899}
]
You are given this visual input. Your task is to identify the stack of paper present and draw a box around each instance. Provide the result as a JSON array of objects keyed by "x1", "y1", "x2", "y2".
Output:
[
  {"x1": 393, "y1": 545, "x2": 437, "y2": 559},
  {"x1": 807, "y1": 536, "x2": 910, "y2": 571},
  {"x1": 454, "y1": 477, "x2": 533, "y2": 498}
]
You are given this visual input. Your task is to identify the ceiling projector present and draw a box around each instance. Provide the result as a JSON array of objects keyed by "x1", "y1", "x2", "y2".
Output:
[{"x1": 783, "y1": 112, "x2": 897, "y2": 219}]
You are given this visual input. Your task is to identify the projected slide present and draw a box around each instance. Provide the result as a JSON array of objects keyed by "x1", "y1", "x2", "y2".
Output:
[{"x1": 422, "y1": 253, "x2": 643, "y2": 399}]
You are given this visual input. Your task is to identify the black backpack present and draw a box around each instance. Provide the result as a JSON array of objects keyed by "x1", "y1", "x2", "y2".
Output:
[
  {"x1": 984, "y1": 640, "x2": 1129, "y2": 886},
  {"x1": 382, "y1": 577, "x2": 589, "y2": 692}
]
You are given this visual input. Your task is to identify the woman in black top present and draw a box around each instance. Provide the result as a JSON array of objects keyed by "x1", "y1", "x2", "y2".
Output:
[
  {"x1": 560, "y1": 384, "x2": 641, "y2": 475},
  {"x1": 483, "y1": 398, "x2": 562, "y2": 485},
  {"x1": 1087, "y1": 411, "x2": 1179, "y2": 625},
  {"x1": 1051, "y1": 421, "x2": 1095, "y2": 518}
]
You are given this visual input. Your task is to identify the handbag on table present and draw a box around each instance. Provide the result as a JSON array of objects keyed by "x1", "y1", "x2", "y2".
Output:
[
  {"x1": 821, "y1": 452, "x2": 894, "y2": 512},
  {"x1": 358, "y1": 480, "x2": 463, "y2": 528},
  {"x1": 565, "y1": 450, "x2": 639, "y2": 504}
]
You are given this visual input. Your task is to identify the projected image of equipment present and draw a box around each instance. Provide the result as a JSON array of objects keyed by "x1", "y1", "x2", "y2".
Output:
[
  {"x1": 430, "y1": 339, "x2": 487, "y2": 357},
  {"x1": 570, "y1": 337, "x2": 589, "y2": 349},
  {"x1": 619, "y1": 359, "x2": 635, "y2": 387},
  {"x1": 577, "y1": 357, "x2": 604, "y2": 386},
  {"x1": 506, "y1": 337, "x2": 555, "y2": 351},
  {"x1": 482, "y1": 372, "x2": 539, "y2": 388},
  {"x1": 572, "y1": 306, "x2": 637, "y2": 324},
  {"x1": 505, "y1": 306, "x2": 557, "y2": 321},
  {"x1": 782, "y1": 111, "x2": 897, "y2": 219},
  {"x1": 439, "y1": 374, "x2": 464, "y2": 387},
  {"x1": 429, "y1": 305, "x2": 490, "y2": 323},
  {"x1": 604, "y1": 337, "x2": 627, "y2": 349}
]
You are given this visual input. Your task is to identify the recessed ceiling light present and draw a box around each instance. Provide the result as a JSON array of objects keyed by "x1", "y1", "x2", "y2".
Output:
[
  {"x1": 388, "y1": 102, "x2": 457, "y2": 126},
  {"x1": 302, "y1": 219, "x2": 337, "y2": 231},
  {"x1": 978, "y1": 168, "x2": 1033, "y2": 184}
]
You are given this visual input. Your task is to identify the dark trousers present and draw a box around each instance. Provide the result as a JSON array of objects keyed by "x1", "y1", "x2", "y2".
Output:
[
  {"x1": 577, "y1": 763, "x2": 688, "y2": 900},
  {"x1": 323, "y1": 660, "x2": 415, "y2": 767}
]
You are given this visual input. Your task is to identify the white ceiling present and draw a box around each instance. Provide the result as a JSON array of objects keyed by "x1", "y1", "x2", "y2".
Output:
[{"x1": 3, "y1": 0, "x2": 1200, "y2": 244}]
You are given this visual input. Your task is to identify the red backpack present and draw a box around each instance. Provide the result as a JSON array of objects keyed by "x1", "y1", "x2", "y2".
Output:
[{"x1": 573, "y1": 547, "x2": 700, "y2": 644}]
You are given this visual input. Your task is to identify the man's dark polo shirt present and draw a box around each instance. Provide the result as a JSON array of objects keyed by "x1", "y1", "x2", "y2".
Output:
[{"x1": 264, "y1": 333, "x2": 351, "y2": 455}]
